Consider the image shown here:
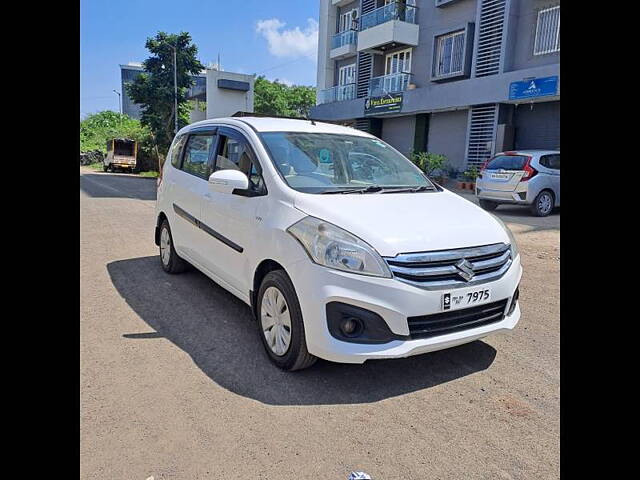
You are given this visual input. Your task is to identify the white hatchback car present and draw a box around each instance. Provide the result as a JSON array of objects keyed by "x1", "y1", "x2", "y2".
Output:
[{"x1": 155, "y1": 117, "x2": 522, "y2": 371}]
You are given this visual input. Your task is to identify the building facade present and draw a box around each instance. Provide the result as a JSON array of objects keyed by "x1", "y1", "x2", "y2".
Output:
[
  {"x1": 311, "y1": 0, "x2": 560, "y2": 172},
  {"x1": 119, "y1": 63, "x2": 255, "y2": 123}
]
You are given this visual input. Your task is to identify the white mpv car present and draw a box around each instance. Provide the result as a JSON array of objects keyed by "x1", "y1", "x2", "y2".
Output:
[{"x1": 155, "y1": 117, "x2": 522, "y2": 371}]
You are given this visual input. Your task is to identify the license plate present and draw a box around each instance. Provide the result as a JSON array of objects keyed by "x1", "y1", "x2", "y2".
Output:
[
  {"x1": 442, "y1": 288, "x2": 491, "y2": 311},
  {"x1": 490, "y1": 173, "x2": 510, "y2": 180}
]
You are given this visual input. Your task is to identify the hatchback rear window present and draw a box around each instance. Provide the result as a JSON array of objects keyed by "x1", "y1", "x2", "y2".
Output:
[{"x1": 485, "y1": 155, "x2": 528, "y2": 170}]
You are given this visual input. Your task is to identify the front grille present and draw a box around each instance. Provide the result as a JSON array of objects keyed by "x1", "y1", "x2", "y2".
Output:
[
  {"x1": 384, "y1": 243, "x2": 512, "y2": 290},
  {"x1": 408, "y1": 299, "x2": 509, "y2": 339}
]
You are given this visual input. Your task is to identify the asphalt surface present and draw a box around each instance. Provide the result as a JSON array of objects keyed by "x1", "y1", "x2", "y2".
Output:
[{"x1": 80, "y1": 167, "x2": 560, "y2": 479}]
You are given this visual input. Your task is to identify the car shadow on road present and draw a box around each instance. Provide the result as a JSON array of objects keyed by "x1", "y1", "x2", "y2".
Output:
[
  {"x1": 107, "y1": 256, "x2": 497, "y2": 406},
  {"x1": 80, "y1": 173, "x2": 157, "y2": 201}
]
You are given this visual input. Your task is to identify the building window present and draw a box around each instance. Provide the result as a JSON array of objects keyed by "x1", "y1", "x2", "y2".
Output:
[
  {"x1": 534, "y1": 5, "x2": 560, "y2": 55},
  {"x1": 434, "y1": 30, "x2": 465, "y2": 77},
  {"x1": 339, "y1": 8, "x2": 358, "y2": 33},
  {"x1": 385, "y1": 48, "x2": 412, "y2": 75},
  {"x1": 338, "y1": 64, "x2": 356, "y2": 86}
]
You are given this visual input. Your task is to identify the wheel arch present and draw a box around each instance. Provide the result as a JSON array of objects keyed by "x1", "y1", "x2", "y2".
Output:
[
  {"x1": 154, "y1": 211, "x2": 168, "y2": 246},
  {"x1": 251, "y1": 259, "x2": 288, "y2": 321}
]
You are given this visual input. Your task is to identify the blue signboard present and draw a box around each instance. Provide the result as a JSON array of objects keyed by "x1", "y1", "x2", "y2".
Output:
[{"x1": 509, "y1": 76, "x2": 558, "y2": 100}]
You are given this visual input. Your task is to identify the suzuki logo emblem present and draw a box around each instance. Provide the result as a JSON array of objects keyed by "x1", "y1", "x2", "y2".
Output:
[{"x1": 455, "y1": 259, "x2": 475, "y2": 281}]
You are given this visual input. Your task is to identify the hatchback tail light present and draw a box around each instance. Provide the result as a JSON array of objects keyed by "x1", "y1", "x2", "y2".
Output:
[
  {"x1": 520, "y1": 156, "x2": 537, "y2": 181},
  {"x1": 478, "y1": 160, "x2": 489, "y2": 179}
]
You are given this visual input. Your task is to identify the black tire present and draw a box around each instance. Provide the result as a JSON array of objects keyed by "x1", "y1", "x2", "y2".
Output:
[
  {"x1": 159, "y1": 219, "x2": 188, "y2": 274},
  {"x1": 530, "y1": 190, "x2": 554, "y2": 217},
  {"x1": 257, "y1": 270, "x2": 317, "y2": 371},
  {"x1": 479, "y1": 199, "x2": 498, "y2": 211}
]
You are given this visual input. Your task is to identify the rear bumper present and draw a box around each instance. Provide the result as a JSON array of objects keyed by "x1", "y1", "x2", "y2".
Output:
[{"x1": 476, "y1": 182, "x2": 530, "y2": 204}]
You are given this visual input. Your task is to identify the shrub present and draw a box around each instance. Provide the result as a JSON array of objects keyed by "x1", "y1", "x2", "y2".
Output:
[
  {"x1": 463, "y1": 166, "x2": 479, "y2": 181},
  {"x1": 410, "y1": 151, "x2": 448, "y2": 177}
]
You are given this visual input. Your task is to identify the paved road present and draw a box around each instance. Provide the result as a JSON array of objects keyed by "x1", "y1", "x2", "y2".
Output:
[
  {"x1": 451, "y1": 190, "x2": 560, "y2": 231},
  {"x1": 80, "y1": 167, "x2": 559, "y2": 479}
]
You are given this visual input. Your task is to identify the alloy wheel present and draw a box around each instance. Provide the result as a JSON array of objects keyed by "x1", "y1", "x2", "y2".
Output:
[{"x1": 538, "y1": 193, "x2": 552, "y2": 215}]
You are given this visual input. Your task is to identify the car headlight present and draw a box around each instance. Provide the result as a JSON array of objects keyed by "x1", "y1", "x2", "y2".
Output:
[
  {"x1": 491, "y1": 214, "x2": 519, "y2": 258},
  {"x1": 287, "y1": 216, "x2": 392, "y2": 278}
]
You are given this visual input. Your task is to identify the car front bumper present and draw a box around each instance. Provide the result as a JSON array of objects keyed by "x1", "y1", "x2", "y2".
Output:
[{"x1": 287, "y1": 254, "x2": 522, "y2": 364}]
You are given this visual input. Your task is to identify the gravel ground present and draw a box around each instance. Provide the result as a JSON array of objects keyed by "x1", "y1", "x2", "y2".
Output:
[{"x1": 80, "y1": 167, "x2": 559, "y2": 479}]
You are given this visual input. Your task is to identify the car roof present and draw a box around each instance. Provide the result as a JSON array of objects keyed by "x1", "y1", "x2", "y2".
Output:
[
  {"x1": 497, "y1": 149, "x2": 560, "y2": 155},
  {"x1": 182, "y1": 116, "x2": 374, "y2": 137}
]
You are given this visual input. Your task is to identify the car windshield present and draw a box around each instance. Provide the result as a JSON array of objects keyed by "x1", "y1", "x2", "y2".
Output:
[{"x1": 259, "y1": 132, "x2": 435, "y2": 194}]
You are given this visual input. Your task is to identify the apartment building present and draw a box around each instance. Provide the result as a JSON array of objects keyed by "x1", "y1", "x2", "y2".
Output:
[{"x1": 311, "y1": 0, "x2": 560, "y2": 172}]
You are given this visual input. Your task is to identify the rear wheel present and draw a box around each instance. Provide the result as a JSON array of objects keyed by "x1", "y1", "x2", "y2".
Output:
[
  {"x1": 531, "y1": 190, "x2": 554, "y2": 217},
  {"x1": 479, "y1": 199, "x2": 498, "y2": 211},
  {"x1": 257, "y1": 270, "x2": 317, "y2": 371},
  {"x1": 159, "y1": 220, "x2": 188, "y2": 273}
]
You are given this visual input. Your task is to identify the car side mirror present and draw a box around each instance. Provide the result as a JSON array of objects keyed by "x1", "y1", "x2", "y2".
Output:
[{"x1": 208, "y1": 169, "x2": 249, "y2": 194}]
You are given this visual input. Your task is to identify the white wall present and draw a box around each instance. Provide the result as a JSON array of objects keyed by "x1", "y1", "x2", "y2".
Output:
[
  {"x1": 317, "y1": 0, "x2": 337, "y2": 103},
  {"x1": 206, "y1": 69, "x2": 255, "y2": 119}
]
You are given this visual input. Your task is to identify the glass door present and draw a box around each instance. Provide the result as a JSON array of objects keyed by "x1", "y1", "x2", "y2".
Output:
[
  {"x1": 384, "y1": 48, "x2": 412, "y2": 92},
  {"x1": 338, "y1": 64, "x2": 356, "y2": 101}
]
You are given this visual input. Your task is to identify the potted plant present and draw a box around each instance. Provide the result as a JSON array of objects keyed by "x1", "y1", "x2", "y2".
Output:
[
  {"x1": 463, "y1": 166, "x2": 479, "y2": 191},
  {"x1": 410, "y1": 151, "x2": 448, "y2": 185}
]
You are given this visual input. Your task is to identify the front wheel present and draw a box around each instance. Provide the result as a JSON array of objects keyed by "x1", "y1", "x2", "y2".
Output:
[
  {"x1": 531, "y1": 190, "x2": 554, "y2": 217},
  {"x1": 257, "y1": 270, "x2": 317, "y2": 371},
  {"x1": 479, "y1": 199, "x2": 498, "y2": 211}
]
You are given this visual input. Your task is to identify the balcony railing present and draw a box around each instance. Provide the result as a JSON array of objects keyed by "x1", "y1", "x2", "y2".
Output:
[
  {"x1": 360, "y1": 1, "x2": 417, "y2": 31},
  {"x1": 368, "y1": 72, "x2": 412, "y2": 97},
  {"x1": 319, "y1": 83, "x2": 357, "y2": 104},
  {"x1": 331, "y1": 30, "x2": 357, "y2": 50}
]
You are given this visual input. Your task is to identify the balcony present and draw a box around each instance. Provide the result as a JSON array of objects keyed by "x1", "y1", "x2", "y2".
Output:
[
  {"x1": 318, "y1": 83, "x2": 357, "y2": 105},
  {"x1": 332, "y1": 0, "x2": 353, "y2": 6},
  {"x1": 330, "y1": 30, "x2": 358, "y2": 60},
  {"x1": 368, "y1": 72, "x2": 412, "y2": 97},
  {"x1": 357, "y1": 1, "x2": 419, "y2": 53}
]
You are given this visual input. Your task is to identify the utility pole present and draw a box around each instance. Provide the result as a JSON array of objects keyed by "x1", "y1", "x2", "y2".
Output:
[
  {"x1": 113, "y1": 90, "x2": 122, "y2": 114},
  {"x1": 173, "y1": 45, "x2": 178, "y2": 135}
]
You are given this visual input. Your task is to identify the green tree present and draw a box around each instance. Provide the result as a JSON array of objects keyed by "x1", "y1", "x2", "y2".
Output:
[
  {"x1": 80, "y1": 111, "x2": 149, "y2": 153},
  {"x1": 254, "y1": 76, "x2": 316, "y2": 118},
  {"x1": 126, "y1": 31, "x2": 205, "y2": 155}
]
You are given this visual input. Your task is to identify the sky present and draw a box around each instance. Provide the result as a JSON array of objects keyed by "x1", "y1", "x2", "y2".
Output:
[{"x1": 80, "y1": 0, "x2": 319, "y2": 118}]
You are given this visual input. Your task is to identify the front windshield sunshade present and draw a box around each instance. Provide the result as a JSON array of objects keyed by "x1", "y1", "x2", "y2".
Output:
[{"x1": 259, "y1": 132, "x2": 435, "y2": 194}]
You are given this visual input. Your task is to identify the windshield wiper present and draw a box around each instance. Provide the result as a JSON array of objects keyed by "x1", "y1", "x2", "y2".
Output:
[
  {"x1": 321, "y1": 185, "x2": 384, "y2": 194},
  {"x1": 380, "y1": 185, "x2": 436, "y2": 193}
]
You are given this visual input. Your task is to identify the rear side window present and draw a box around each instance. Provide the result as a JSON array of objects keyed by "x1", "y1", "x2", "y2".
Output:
[
  {"x1": 486, "y1": 155, "x2": 528, "y2": 170},
  {"x1": 540, "y1": 154, "x2": 560, "y2": 170},
  {"x1": 169, "y1": 135, "x2": 187, "y2": 168},
  {"x1": 182, "y1": 134, "x2": 216, "y2": 179}
]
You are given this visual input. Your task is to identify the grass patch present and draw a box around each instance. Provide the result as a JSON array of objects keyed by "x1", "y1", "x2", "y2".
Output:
[
  {"x1": 138, "y1": 171, "x2": 159, "y2": 178},
  {"x1": 86, "y1": 162, "x2": 104, "y2": 171}
]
